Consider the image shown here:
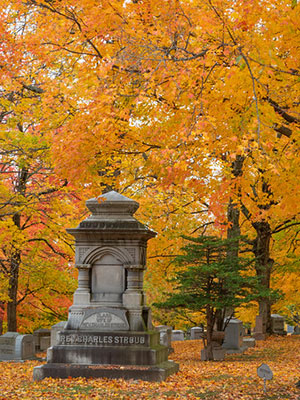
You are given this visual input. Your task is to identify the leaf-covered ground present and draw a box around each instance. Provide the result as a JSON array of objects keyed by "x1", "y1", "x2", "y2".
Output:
[{"x1": 0, "y1": 336, "x2": 299, "y2": 399}]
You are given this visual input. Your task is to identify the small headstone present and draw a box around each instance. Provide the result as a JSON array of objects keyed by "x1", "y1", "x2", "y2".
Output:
[
  {"x1": 155, "y1": 325, "x2": 173, "y2": 353},
  {"x1": 0, "y1": 332, "x2": 35, "y2": 361},
  {"x1": 222, "y1": 318, "x2": 246, "y2": 353},
  {"x1": 257, "y1": 363, "x2": 273, "y2": 393},
  {"x1": 33, "y1": 328, "x2": 51, "y2": 351},
  {"x1": 253, "y1": 315, "x2": 266, "y2": 340},
  {"x1": 171, "y1": 330, "x2": 185, "y2": 341},
  {"x1": 51, "y1": 321, "x2": 67, "y2": 347},
  {"x1": 40, "y1": 336, "x2": 51, "y2": 351},
  {"x1": 190, "y1": 326, "x2": 204, "y2": 340},
  {"x1": 271, "y1": 314, "x2": 286, "y2": 335}
]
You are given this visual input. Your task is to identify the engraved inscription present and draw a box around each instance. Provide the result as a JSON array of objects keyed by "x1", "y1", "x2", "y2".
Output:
[
  {"x1": 0, "y1": 349, "x2": 14, "y2": 354},
  {"x1": 0, "y1": 338, "x2": 15, "y2": 346},
  {"x1": 81, "y1": 312, "x2": 127, "y2": 329},
  {"x1": 59, "y1": 333, "x2": 146, "y2": 346}
]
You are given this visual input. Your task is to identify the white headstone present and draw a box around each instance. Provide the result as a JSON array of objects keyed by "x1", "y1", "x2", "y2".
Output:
[
  {"x1": 190, "y1": 327, "x2": 204, "y2": 340},
  {"x1": 155, "y1": 325, "x2": 173, "y2": 353}
]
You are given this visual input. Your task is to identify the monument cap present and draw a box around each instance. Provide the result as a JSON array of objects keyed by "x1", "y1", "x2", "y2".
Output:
[{"x1": 86, "y1": 190, "x2": 139, "y2": 216}]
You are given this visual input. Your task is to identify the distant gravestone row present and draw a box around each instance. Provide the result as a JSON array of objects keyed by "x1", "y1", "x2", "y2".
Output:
[{"x1": 0, "y1": 313, "x2": 298, "y2": 363}]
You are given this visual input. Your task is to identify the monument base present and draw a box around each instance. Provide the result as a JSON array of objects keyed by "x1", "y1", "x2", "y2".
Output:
[
  {"x1": 33, "y1": 361, "x2": 179, "y2": 382},
  {"x1": 33, "y1": 330, "x2": 179, "y2": 382}
]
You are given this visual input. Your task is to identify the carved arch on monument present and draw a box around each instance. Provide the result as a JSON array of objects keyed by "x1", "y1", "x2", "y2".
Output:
[
  {"x1": 82, "y1": 246, "x2": 134, "y2": 266},
  {"x1": 84, "y1": 247, "x2": 134, "y2": 305}
]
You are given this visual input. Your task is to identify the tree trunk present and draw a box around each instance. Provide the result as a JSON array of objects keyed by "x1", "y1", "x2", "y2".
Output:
[
  {"x1": 205, "y1": 307, "x2": 214, "y2": 361},
  {"x1": 6, "y1": 207, "x2": 23, "y2": 332},
  {"x1": 7, "y1": 249, "x2": 21, "y2": 332},
  {"x1": 6, "y1": 168, "x2": 28, "y2": 332},
  {"x1": 0, "y1": 302, "x2": 4, "y2": 335},
  {"x1": 224, "y1": 155, "x2": 244, "y2": 320},
  {"x1": 252, "y1": 220, "x2": 273, "y2": 334}
]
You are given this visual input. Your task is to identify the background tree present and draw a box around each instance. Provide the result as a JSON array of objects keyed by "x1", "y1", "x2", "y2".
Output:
[
  {"x1": 0, "y1": 0, "x2": 298, "y2": 331},
  {"x1": 155, "y1": 235, "x2": 273, "y2": 360},
  {"x1": 0, "y1": 17, "x2": 86, "y2": 331}
]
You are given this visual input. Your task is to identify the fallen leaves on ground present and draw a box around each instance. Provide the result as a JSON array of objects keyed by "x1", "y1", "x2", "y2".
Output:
[{"x1": 0, "y1": 336, "x2": 299, "y2": 400}]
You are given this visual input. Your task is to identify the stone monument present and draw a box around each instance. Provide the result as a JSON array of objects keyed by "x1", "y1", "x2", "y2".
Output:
[{"x1": 33, "y1": 191, "x2": 178, "y2": 381}]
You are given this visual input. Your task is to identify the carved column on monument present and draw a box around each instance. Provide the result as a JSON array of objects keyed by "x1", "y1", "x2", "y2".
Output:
[
  {"x1": 123, "y1": 265, "x2": 146, "y2": 331},
  {"x1": 73, "y1": 264, "x2": 91, "y2": 305}
]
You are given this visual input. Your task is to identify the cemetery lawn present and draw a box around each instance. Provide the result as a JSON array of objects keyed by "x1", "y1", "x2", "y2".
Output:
[{"x1": 0, "y1": 336, "x2": 299, "y2": 400}]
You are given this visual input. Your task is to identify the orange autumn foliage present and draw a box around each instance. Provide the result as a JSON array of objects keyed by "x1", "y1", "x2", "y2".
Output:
[{"x1": 0, "y1": 0, "x2": 299, "y2": 329}]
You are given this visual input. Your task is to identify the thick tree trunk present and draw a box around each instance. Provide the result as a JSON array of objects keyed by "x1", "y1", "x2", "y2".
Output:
[
  {"x1": 7, "y1": 249, "x2": 21, "y2": 332},
  {"x1": 6, "y1": 206, "x2": 23, "y2": 332},
  {"x1": 7, "y1": 213, "x2": 22, "y2": 332},
  {"x1": 6, "y1": 168, "x2": 28, "y2": 332},
  {"x1": 252, "y1": 220, "x2": 273, "y2": 334},
  {"x1": 224, "y1": 155, "x2": 244, "y2": 320}
]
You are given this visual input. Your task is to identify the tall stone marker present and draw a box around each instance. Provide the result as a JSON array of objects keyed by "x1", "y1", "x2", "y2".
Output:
[
  {"x1": 33, "y1": 191, "x2": 179, "y2": 381},
  {"x1": 253, "y1": 315, "x2": 267, "y2": 340}
]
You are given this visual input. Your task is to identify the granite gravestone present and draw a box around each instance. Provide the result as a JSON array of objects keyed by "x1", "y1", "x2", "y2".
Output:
[
  {"x1": 190, "y1": 326, "x2": 204, "y2": 340},
  {"x1": 222, "y1": 318, "x2": 247, "y2": 353},
  {"x1": 0, "y1": 332, "x2": 35, "y2": 361},
  {"x1": 33, "y1": 191, "x2": 178, "y2": 381},
  {"x1": 171, "y1": 330, "x2": 185, "y2": 341},
  {"x1": 271, "y1": 314, "x2": 287, "y2": 335}
]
